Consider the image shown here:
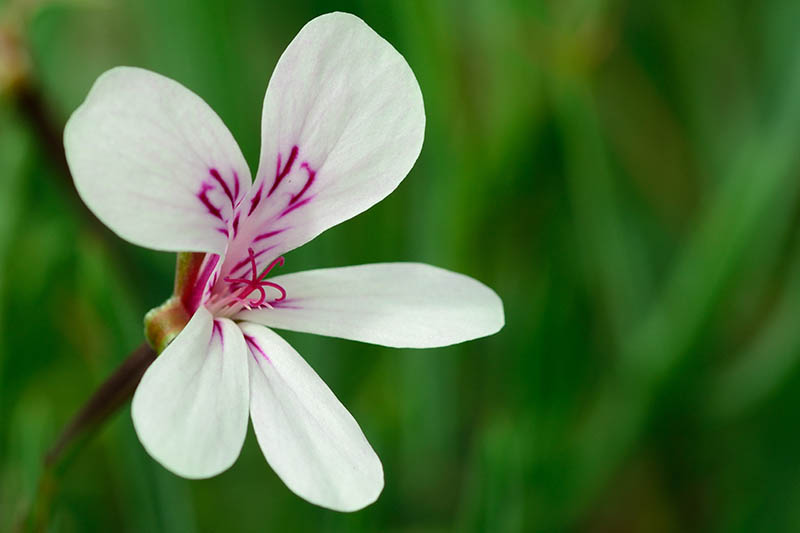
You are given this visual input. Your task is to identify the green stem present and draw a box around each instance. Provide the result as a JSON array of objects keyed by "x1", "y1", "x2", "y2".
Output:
[
  {"x1": 44, "y1": 343, "x2": 157, "y2": 468},
  {"x1": 22, "y1": 343, "x2": 157, "y2": 532}
]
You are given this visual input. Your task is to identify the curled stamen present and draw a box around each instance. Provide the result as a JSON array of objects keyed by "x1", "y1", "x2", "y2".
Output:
[
  {"x1": 248, "y1": 285, "x2": 268, "y2": 307},
  {"x1": 260, "y1": 280, "x2": 287, "y2": 302},
  {"x1": 221, "y1": 247, "x2": 287, "y2": 310},
  {"x1": 259, "y1": 256, "x2": 285, "y2": 281}
]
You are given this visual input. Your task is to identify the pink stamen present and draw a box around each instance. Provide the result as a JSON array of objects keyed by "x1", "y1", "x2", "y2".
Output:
[
  {"x1": 259, "y1": 256, "x2": 285, "y2": 280},
  {"x1": 248, "y1": 285, "x2": 268, "y2": 307},
  {"x1": 260, "y1": 281, "x2": 287, "y2": 301},
  {"x1": 222, "y1": 248, "x2": 286, "y2": 310}
]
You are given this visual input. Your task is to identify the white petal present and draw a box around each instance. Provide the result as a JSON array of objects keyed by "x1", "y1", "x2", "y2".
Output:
[
  {"x1": 241, "y1": 323, "x2": 383, "y2": 511},
  {"x1": 65, "y1": 67, "x2": 251, "y2": 253},
  {"x1": 132, "y1": 307, "x2": 249, "y2": 478},
  {"x1": 237, "y1": 263, "x2": 504, "y2": 348},
  {"x1": 227, "y1": 12, "x2": 424, "y2": 269}
]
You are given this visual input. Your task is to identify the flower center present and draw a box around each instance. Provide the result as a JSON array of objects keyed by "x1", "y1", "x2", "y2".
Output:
[{"x1": 207, "y1": 248, "x2": 286, "y2": 316}]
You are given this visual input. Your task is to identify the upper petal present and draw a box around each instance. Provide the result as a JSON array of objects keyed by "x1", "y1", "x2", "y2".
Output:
[
  {"x1": 242, "y1": 322, "x2": 383, "y2": 511},
  {"x1": 226, "y1": 12, "x2": 424, "y2": 273},
  {"x1": 236, "y1": 263, "x2": 505, "y2": 348},
  {"x1": 132, "y1": 307, "x2": 250, "y2": 479},
  {"x1": 64, "y1": 67, "x2": 251, "y2": 253}
]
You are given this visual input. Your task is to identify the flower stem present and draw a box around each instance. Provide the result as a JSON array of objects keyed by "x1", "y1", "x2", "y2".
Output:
[
  {"x1": 5, "y1": 21, "x2": 162, "y2": 531},
  {"x1": 22, "y1": 343, "x2": 157, "y2": 531},
  {"x1": 45, "y1": 343, "x2": 157, "y2": 467}
]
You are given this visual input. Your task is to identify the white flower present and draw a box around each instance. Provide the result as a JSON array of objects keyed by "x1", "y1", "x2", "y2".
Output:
[{"x1": 64, "y1": 12, "x2": 504, "y2": 511}]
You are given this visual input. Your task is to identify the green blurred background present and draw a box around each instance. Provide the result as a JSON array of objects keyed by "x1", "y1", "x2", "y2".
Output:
[{"x1": 2, "y1": 0, "x2": 800, "y2": 531}]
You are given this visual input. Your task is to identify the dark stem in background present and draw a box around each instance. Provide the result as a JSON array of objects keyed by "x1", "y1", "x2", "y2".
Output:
[
  {"x1": 12, "y1": 81, "x2": 69, "y2": 174},
  {"x1": 23, "y1": 344, "x2": 157, "y2": 532},
  {"x1": 45, "y1": 343, "x2": 157, "y2": 468},
  {"x1": 11, "y1": 77, "x2": 152, "y2": 299},
  {"x1": 9, "y1": 80, "x2": 161, "y2": 531},
  {"x1": 10, "y1": 82, "x2": 159, "y2": 456},
  {"x1": 10, "y1": 80, "x2": 113, "y2": 239}
]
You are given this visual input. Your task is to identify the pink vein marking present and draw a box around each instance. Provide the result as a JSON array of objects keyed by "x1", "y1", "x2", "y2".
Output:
[
  {"x1": 289, "y1": 162, "x2": 316, "y2": 205},
  {"x1": 248, "y1": 183, "x2": 264, "y2": 216},
  {"x1": 198, "y1": 183, "x2": 223, "y2": 220},
  {"x1": 233, "y1": 171, "x2": 240, "y2": 200},
  {"x1": 209, "y1": 168, "x2": 234, "y2": 205},
  {"x1": 232, "y1": 213, "x2": 241, "y2": 237},
  {"x1": 244, "y1": 334, "x2": 271, "y2": 363},
  {"x1": 254, "y1": 229, "x2": 285, "y2": 242},
  {"x1": 280, "y1": 197, "x2": 312, "y2": 218},
  {"x1": 272, "y1": 298, "x2": 302, "y2": 310},
  {"x1": 229, "y1": 246, "x2": 275, "y2": 276},
  {"x1": 216, "y1": 227, "x2": 229, "y2": 237},
  {"x1": 212, "y1": 320, "x2": 223, "y2": 342},
  {"x1": 268, "y1": 145, "x2": 298, "y2": 197}
]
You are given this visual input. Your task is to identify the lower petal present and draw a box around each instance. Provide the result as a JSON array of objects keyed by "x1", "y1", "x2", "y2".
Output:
[
  {"x1": 241, "y1": 322, "x2": 383, "y2": 512},
  {"x1": 132, "y1": 307, "x2": 249, "y2": 478}
]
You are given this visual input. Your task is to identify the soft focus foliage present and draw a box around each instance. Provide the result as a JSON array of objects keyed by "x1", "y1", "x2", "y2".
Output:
[{"x1": 2, "y1": 0, "x2": 800, "y2": 531}]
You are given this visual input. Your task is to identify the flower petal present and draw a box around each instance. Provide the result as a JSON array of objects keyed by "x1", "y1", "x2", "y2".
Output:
[
  {"x1": 65, "y1": 67, "x2": 251, "y2": 253},
  {"x1": 237, "y1": 263, "x2": 504, "y2": 348},
  {"x1": 132, "y1": 307, "x2": 249, "y2": 478},
  {"x1": 226, "y1": 12, "x2": 424, "y2": 272},
  {"x1": 241, "y1": 322, "x2": 383, "y2": 511}
]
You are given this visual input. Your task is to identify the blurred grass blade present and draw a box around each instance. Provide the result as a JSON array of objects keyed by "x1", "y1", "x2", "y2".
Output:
[
  {"x1": 708, "y1": 232, "x2": 800, "y2": 420},
  {"x1": 553, "y1": 79, "x2": 651, "y2": 339},
  {"x1": 570, "y1": 50, "x2": 800, "y2": 522}
]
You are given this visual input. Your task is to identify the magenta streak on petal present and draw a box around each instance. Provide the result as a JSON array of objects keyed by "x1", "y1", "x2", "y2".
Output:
[
  {"x1": 268, "y1": 145, "x2": 298, "y2": 197},
  {"x1": 271, "y1": 298, "x2": 302, "y2": 310},
  {"x1": 229, "y1": 247, "x2": 271, "y2": 276},
  {"x1": 217, "y1": 227, "x2": 229, "y2": 237},
  {"x1": 198, "y1": 183, "x2": 223, "y2": 220},
  {"x1": 254, "y1": 228, "x2": 285, "y2": 242},
  {"x1": 212, "y1": 319, "x2": 223, "y2": 342},
  {"x1": 248, "y1": 182, "x2": 264, "y2": 216},
  {"x1": 185, "y1": 254, "x2": 220, "y2": 313},
  {"x1": 233, "y1": 171, "x2": 240, "y2": 200},
  {"x1": 279, "y1": 196, "x2": 312, "y2": 218},
  {"x1": 289, "y1": 162, "x2": 316, "y2": 205},
  {"x1": 232, "y1": 213, "x2": 240, "y2": 237},
  {"x1": 228, "y1": 245, "x2": 279, "y2": 279},
  {"x1": 209, "y1": 168, "x2": 234, "y2": 206},
  {"x1": 244, "y1": 334, "x2": 271, "y2": 364}
]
